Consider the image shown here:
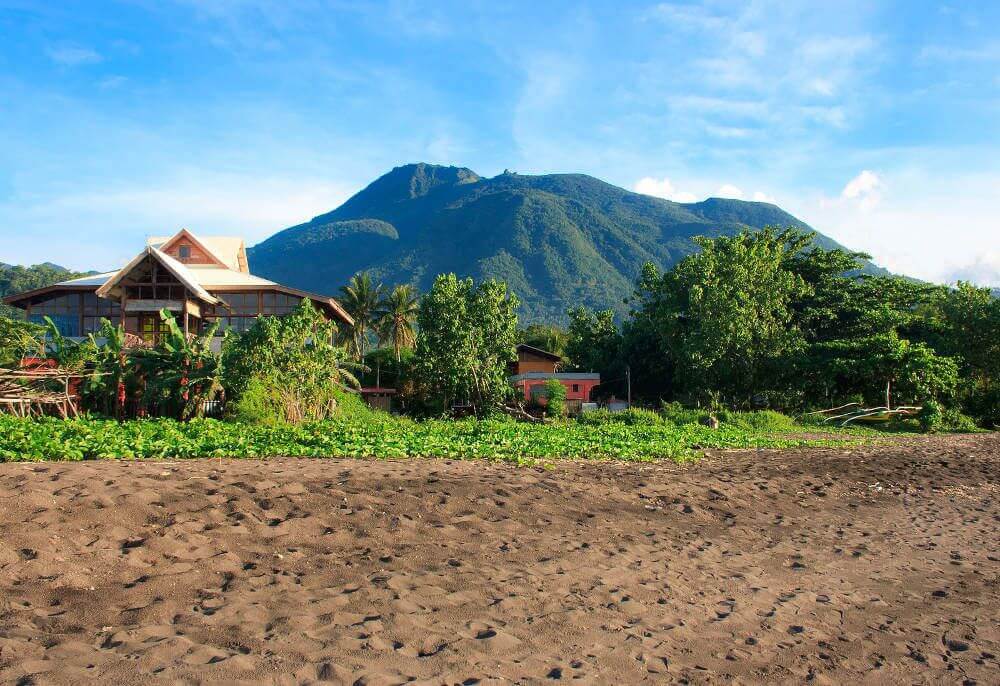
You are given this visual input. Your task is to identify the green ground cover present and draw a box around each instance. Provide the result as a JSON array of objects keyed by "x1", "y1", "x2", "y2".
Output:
[{"x1": 0, "y1": 411, "x2": 875, "y2": 465}]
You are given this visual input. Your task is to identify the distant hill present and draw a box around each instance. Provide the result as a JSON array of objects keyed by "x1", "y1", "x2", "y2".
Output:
[{"x1": 249, "y1": 163, "x2": 888, "y2": 323}]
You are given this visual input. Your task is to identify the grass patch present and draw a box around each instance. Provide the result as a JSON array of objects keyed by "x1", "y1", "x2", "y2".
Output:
[{"x1": 0, "y1": 412, "x2": 872, "y2": 465}]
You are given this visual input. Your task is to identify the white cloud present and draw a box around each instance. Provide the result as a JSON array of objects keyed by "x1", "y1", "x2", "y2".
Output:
[
  {"x1": 752, "y1": 191, "x2": 776, "y2": 203},
  {"x1": 840, "y1": 169, "x2": 883, "y2": 210},
  {"x1": 945, "y1": 252, "x2": 1000, "y2": 287},
  {"x1": 46, "y1": 45, "x2": 102, "y2": 66},
  {"x1": 633, "y1": 177, "x2": 697, "y2": 203},
  {"x1": 842, "y1": 170, "x2": 881, "y2": 198},
  {"x1": 789, "y1": 169, "x2": 1000, "y2": 286},
  {"x1": 715, "y1": 184, "x2": 744, "y2": 199}
]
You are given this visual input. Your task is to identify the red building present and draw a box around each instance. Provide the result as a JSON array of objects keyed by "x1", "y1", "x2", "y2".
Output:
[{"x1": 508, "y1": 344, "x2": 600, "y2": 412}]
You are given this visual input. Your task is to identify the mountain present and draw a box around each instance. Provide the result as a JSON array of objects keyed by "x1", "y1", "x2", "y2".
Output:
[{"x1": 249, "y1": 163, "x2": 884, "y2": 323}]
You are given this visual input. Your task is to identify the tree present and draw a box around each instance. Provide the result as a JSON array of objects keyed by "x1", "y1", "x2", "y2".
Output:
[
  {"x1": 566, "y1": 307, "x2": 621, "y2": 373},
  {"x1": 933, "y1": 282, "x2": 1000, "y2": 425},
  {"x1": 376, "y1": 284, "x2": 419, "y2": 362},
  {"x1": 632, "y1": 229, "x2": 809, "y2": 405},
  {"x1": 812, "y1": 331, "x2": 958, "y2": 407},
  {"x1": 468, "y1": 279, "x2": 521, "y2": 410},
  {"x1": 518, "y1": 323, "x2": 568, "y2": 360},
  {"x1": 222, "y1": 299, "x2": 361, "y2": 423},
  {"x1": 338, "y1": 271, "x2": 385, "y2": 360},
  {"x1": 412, "y1": 274, "x2": 519, "y2": 414}
]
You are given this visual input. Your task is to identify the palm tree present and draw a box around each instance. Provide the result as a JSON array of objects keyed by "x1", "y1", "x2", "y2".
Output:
[
  {"x1": 338, "y1": 272, "x2": 385, "y2": 360},
  {"x1": 376, "y1": 284, "x2": 419, "y2": 362}
]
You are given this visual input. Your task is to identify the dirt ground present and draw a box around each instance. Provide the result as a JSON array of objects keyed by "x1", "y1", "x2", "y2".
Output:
[{"x1": 0, "y1": 434, "x2": 997, "y2": 685}]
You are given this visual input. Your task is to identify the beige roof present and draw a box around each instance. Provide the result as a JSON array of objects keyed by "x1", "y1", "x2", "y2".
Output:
[
  {"x1": 147, "y1": 232, "x2": 246, "y2": 271},
  {"x1": 183, "y1": 265, "x2": 280, "y2": 287},
  {"x1": 57, "y1": 267, "x2": 277, "y2": 290}
]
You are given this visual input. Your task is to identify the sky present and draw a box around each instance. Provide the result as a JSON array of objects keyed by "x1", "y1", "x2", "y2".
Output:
[{"x1": 0, "y1": 0, "x2": 998, "y2": 286}]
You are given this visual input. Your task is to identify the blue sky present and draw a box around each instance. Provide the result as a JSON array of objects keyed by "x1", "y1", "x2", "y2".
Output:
[{"x1": 1, "y1": 0, "x2": 998, "y2": 285}]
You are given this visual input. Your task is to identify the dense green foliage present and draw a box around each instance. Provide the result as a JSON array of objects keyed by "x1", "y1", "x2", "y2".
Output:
[
  {"x1": 412, "y1": 274, "x2": 519, "y2": 414},
  {"x1": 542, "y1": 378, "x2": 567, "y2": 417},
  {"x1": 0, "y1": 317, "x2": 44, "y2": 366},
  {"x1": 249, "y1": 163, "x2": 881, "y2": 324},
  {"x1": 222, "y1": 300, "x2": 360, "y2": 423},
  {"x1": 563, "y1": 228, "x2": 995, "y2": 426},
  {"x1": 0, "y1": 410, "x2": 867, "y2": 464},
  {"x1": 132, "y1": 313, "x2": 222, "y2": 420},
  {"x1": 517, "y1": 323, "x2": 569, "y2": 362},
  {"x1": 79, "y1": 320, "x2": 139, "y2": 419},
  {"x1": 0, "y1": 262, "x2": 93, "y2": 319}
]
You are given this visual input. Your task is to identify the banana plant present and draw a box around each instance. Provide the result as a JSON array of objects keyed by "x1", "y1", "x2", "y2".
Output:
[{"x1": 133, "y1": 310, "x2": 222, "y2": 420}]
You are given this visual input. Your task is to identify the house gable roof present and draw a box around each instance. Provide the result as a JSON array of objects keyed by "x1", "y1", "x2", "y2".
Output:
[
  {"x1": 95, "y1": 246, "x2": 220, "y2": 304},
  {"x1": 516, "y1": 343, "x2": 563, "y2": 362},
  {"x1": 148, "y1": 229, "x2": 248, "y2": 272}
]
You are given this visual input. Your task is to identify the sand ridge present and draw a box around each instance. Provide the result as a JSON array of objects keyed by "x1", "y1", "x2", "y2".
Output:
[{"x1": 0, "y1": 434, "x2": 997, "y2": 684}]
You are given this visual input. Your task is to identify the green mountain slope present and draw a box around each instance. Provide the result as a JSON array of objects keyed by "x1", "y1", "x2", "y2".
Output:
[{"x1": 249, "y1": 163, "x2": 882, "y2": 323}]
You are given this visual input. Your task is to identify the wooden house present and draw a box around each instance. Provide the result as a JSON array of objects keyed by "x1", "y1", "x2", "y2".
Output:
[{"x1": 3, "y1": 229, "x2": 352, "y2": 342}]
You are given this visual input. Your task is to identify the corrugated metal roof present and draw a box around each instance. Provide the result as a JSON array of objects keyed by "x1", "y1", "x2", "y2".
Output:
[
  {"x1": 184, "y1": 265, "x2": 278, "y2": 287},
  {"x1": 55, "y1": 272, "x2": 117, "y2": 287}
]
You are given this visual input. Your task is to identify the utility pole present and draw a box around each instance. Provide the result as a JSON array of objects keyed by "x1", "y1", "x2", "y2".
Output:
[{"x1": 627, "y1": 366, "x2": 632, "y2": 408}]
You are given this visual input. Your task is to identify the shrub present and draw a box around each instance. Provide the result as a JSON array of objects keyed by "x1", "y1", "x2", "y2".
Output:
[
  {"x1": 939, "y1": 408, "x2": 980, "y2": 433},
  {"x1": 229, "y1": 377, "x2": 284, "y2": 425},
  {"x1": 543, "y1": 378, "x2": 567, "y2": 418},
  {"x1": 659, "y1": 401, "x2": 711, "y2": 426},
  {"x1": 577, "y1": 409, "x2": 616, "y2": 425},
  {"x1": 918, "y1": 400, "x2": 942, "y2": 433},
  {"x1": 222, "y1": 300, "x2": 361, "y2": 423}
]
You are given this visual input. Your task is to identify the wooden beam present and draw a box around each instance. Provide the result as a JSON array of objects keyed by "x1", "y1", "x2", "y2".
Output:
[{"x1": 124, "y1": 299, "x2": 183, "y2": 312}]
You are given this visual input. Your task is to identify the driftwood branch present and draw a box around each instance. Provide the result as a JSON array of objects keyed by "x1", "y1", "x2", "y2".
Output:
[{"x1": 501, "y1": 404, "x2": 547, "y2": 424}]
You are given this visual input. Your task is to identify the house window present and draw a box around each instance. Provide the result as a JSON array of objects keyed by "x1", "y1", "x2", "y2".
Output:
[
  {"x1": 177, "y1": 245, "x2": 192, "y2": 261},
  {"x1": 81, "y1": 293, "x2": 121, "y2": 334},
  {"x1": 261, "y1": 292, "x2": 302, "y2": 315},
  {"x1": 572, "y1": 384, "x2": 579, "y2": 393},
  {"x1": 28, "y1": 294, "x2": 80, "y2": 337}
]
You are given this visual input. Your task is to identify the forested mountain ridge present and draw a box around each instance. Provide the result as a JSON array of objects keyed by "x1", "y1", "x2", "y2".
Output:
[{"x1": 249, "y1": 163, "x2": 885, "y2": 323}]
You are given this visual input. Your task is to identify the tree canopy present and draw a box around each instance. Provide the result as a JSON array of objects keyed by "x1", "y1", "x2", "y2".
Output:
[{"x1": 412, "y1": 274, "x2": 519, "y2": 414}]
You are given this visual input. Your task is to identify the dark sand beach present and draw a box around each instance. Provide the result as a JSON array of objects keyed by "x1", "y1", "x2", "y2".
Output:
[{"x1": 1, "y1": 434, "x2": 997, "y2": 684}]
